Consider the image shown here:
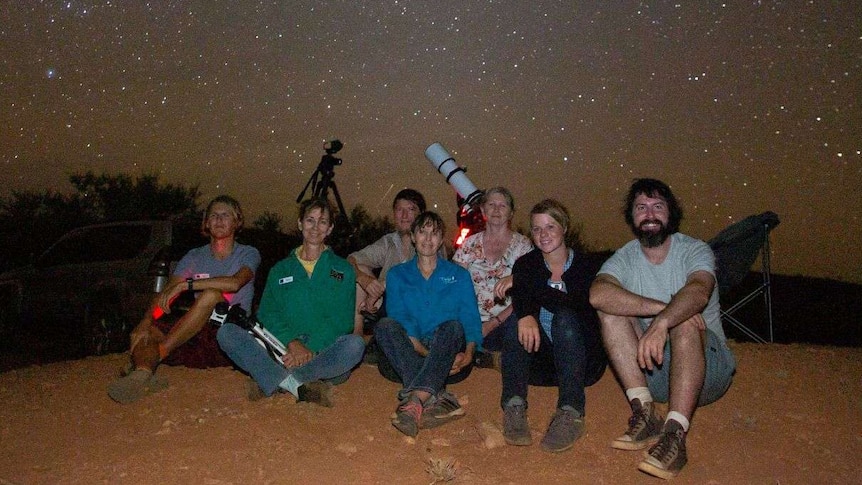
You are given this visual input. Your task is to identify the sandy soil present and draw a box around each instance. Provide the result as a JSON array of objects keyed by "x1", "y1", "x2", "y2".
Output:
[{"x1": 1, "y1": 341, "x2": 860, "y2": 485}]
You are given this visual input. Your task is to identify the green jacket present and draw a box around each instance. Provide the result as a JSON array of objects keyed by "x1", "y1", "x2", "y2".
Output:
[{"x1": 256, "y1": 247, "x2": 356, "y2": 352}]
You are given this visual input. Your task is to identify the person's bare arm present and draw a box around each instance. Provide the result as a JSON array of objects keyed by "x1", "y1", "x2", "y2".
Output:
[
  {"x1": 517, "y1": 315, "x2": 541, "y2": 352},
  {"x1": 283, "y1": 340, "x2": 314, "y2": 368},
  {"x1": 158, "y1": 266, "x2": 254, "y2": 313},
  {"x1": 191, "y1": 266, "x2": 255, "y2": 293},
  {"x1": 589, "y1": 273, "x2": 666, "y2": 317},
  {"x1": 651, "y1": 270, "x2": 713, "y2": 331},
  {"x1": 450, "y1": 342, "x2": 476, "y2": 375},
  {"x1": 348, "y1": 255, "x2": 385, "y2": 301},
  {"x1": 638, "y1": 270, "x2": 713, "y2": 369}
]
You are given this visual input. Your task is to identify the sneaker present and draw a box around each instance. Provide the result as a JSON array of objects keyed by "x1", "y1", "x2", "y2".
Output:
[
  {"x1": 503, "y1": 402, "x2": 532, "y2": 446},
  {"x1": 297, "y1": 380, "x2": 334, "y2": 407},
  {"x1": 422, "y1": 390, "x2": 466, "y2": 429},
  {"x1": 474, "y1": 350, "x2": 502, "y2": 371},
  {"x1": 107, "y1": 369, "x2": 168, "y2": 404},
  {"x1": 540, "y1": 407, "x2": 585, "y2": 453},
  {"x1": 638, "y1": 420, "x2": 687, "y2": 480},
  {"x1": 392, "y1": 394, "x2": 423, "y2": 437},
  {"x1": 118, "y1": 361, "x2": 135, "y2": 377},
  {"x1": 611, "y1": 399, "x2": 664, "y2": 450}
]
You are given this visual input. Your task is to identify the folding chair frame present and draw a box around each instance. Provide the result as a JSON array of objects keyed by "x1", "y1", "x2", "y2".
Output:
[{"x1": 719, "y1": 222, "x2": 774, "y2": 343}]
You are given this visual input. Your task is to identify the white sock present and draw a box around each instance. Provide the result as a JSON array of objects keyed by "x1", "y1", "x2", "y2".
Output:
[
  {"x1": 666, "y1": 411, "x2": 690, "y2": 432},
  {"x1": 278, "y1": 374, "x2": 301, "y2": 398},
  {"x1": 625, "y1": 387, "x2": 653, "y2": 405}
]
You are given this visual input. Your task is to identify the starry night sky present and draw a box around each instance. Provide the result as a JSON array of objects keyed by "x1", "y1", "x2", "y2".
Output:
[{"x1": 1, "y1": 1, "x2": 860, "y2": 282}]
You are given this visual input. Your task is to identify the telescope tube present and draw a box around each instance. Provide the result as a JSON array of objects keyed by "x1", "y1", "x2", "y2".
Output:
[{"x1": 424, "y1": 142, "x2": 483, "y2": 208}]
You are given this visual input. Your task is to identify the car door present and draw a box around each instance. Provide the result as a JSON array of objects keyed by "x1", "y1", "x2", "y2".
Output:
[{"x1": 23, "y1": 223, "x2": 158, "y2": 350}]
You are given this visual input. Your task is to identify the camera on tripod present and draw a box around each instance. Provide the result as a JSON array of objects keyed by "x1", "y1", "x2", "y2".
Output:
[
  {"x1": 295, "y1": 139, "x2": 350, "y2": 224},
  {"x1": 209, "y1": 302, "x2": 287, "y2": 360},
  {"x1": 323, "y1": 139, "x2": 343, "y2": 160}
]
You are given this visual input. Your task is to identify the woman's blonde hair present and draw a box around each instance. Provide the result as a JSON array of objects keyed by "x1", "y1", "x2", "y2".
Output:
[{"x1": 529, "y1": 198, "x2": 570, "y2": 234}]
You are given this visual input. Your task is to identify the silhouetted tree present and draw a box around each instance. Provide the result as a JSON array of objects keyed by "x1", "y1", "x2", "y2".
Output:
[
  {"x1": 0, "y1": 190, "x2": 96, "y2": 270},
  {"x1": 253, "y1": 211, "x2": 283, "y2": 232},
  {"x1": 0, "y1": 172, "x2": 202, "y2": 272},
  {"x1": 69, "y1": 172, "x2": 200, "y2": 221},
  {"x1": 348, "y1": 205, "x2": 394, "y2": 251}
]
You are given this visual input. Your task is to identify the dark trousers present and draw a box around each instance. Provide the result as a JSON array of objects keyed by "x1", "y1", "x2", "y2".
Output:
[
  {"x1": 374, "y1": 318, "x2": 473, "y2": 396},
  {"x1": 500, "y1": 308, "x2": 606, "y2": 414}
]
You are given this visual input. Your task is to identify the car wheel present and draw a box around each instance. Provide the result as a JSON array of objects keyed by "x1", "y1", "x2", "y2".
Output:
[{"x1": 84, "y1": 292, "x2": 132, "y2": 356}]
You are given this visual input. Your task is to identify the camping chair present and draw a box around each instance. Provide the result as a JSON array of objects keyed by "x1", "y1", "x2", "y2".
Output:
[{"x1": 708, "y1": 211, "x2": 780, "y2": 343}]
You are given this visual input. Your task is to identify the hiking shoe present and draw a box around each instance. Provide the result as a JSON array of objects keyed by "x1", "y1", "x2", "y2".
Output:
[
  {"x1": 246, "y1": 378, "x2": 268, "y2": 402},
  {"x1": 638, "y1": 420, "x2": 687, "y2": 480},
  {"x1": 392, "y1": 394, "x2": 423, "y2": 437},
  {"x1": 474, "y1": 350, "x2": 502, "y2": 371},
  {"x1": 107, "y1": 369, "x2": 168, "y2": 404},
  {"x1": 297, "y1": 380, "x2": 334, "y2": 407},
  {"x1": 421, "y1": 390, "x2": 466, "y2": 429},
  {"x1": 612, "y1": 399, "x2": 664, "y2": 450},
  {"x1": 503, "y1": 402, "x2": 532, "y2": 446},
  {"x1": 118, "y1": 361, "x2": 135, "y2": 377},
  {"x1": 540, "y1": 407, "x2": 585, "y2": 453}
]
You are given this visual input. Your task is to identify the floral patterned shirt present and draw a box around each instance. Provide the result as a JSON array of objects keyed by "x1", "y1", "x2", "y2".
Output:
[{"x1": 453, "y1": 231, "x2": 533, "y2": 320}]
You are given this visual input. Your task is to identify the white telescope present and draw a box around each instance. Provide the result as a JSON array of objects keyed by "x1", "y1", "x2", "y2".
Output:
[{"x1": 424, "y1": 142, "x2": 483, "y2": 209}]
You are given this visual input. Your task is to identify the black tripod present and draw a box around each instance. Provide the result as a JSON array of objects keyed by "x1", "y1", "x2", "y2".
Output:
[{"x1": 296, "y1": 140, "x2": 349, "y2": 226}]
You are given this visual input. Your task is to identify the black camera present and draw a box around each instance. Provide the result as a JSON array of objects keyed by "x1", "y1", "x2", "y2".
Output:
[
  {"x1": 324, "y1": 139, "x2": 343, "y2": 155},
  {"x1": 209, "y1": 301, "x2": 251, "y2": 328}
]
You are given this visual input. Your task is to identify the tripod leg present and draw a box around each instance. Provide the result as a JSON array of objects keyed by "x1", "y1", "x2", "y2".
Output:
[
  {"x1": 314, "y1": 172, "x2": 334, "y2": 200},
  {"x1": 328, "y1": 181, "x2": 350, "y2": 225},
  {"x1": 297, "y1": 169, "x2": 320, "y2": 203}
]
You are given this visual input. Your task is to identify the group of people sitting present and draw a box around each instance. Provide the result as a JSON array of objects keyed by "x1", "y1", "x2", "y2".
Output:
[{"x1": 107, "y1": 178, "x2": 736, "y2": 480}]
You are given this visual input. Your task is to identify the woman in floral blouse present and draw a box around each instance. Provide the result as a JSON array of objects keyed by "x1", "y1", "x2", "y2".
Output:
[{"x1": 453, "y1": 187, "x2": 533, "y2": 364}]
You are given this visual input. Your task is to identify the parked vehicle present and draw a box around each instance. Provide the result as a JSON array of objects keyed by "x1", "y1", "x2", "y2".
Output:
[{"x1": 0, "y1": 220, "x2": 203, "y2": 360}]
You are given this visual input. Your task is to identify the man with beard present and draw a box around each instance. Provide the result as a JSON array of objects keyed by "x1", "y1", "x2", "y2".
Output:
[{"x1": 589, "y1": 178, "x2": 736, "y2": 480}]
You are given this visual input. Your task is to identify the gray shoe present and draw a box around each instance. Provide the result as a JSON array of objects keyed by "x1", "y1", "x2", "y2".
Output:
[
  {"x1": 422, "y1": 390, "x2": 466, "y2": 429},
  {"x1": 246, "y1": 378, "x2": 267, "y2": 402},
  {"x1": 503, "y1": 402, "x2": 532, "y2": 446},
  {"x1": 392, "y1": 394, "x2": 423, "y2": 437},
  {"x1": 540, "y1": 407, "x2": 584, "y2": 453},
  {"x1": 107, "y1": 369, "x2": 168, "y2": 404},
  {"x1": 297, "y1": 380, "x2": 334, "y2": 407},
  {"x1": 638, "y1": 420, "x2": 687, "y2": 479},
  {"x1": 612, "y1": 399, "x2": 664, "y2": 450}
]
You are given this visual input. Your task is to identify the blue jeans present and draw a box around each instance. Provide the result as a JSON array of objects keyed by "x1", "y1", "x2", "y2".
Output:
[
  {"x1": 374, "y1": 317, "x2": 472, "y2": 397},
  {"x1": 501, "y1": 308, "x2": 606, "y2": 414},
  {"x1": 217, "y1": 323, "x2": 365, "y2": 396}
]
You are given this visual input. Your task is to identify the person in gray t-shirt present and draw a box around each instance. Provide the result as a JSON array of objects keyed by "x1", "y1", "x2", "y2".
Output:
[
  {"x1": 590, "y1": 179, "x2": 735, "y2": 480},
  {"x1": 108, "y1": 195, "x2": 260, "y2": 404}
]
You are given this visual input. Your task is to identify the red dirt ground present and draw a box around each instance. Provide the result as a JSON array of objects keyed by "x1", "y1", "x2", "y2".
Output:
[{"x1": 1, "y1": 341, "x2": 860, "y2": 484}]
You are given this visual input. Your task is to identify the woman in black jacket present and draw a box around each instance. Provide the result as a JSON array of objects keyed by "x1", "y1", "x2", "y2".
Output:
[{"x1": 500, "y1": 198, "x2": 607, "y2": 453}]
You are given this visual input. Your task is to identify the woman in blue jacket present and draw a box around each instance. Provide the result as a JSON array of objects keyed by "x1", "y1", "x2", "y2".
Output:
[{"x1": 375, "y1": 211, "x2": 482, "y2": 437}]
